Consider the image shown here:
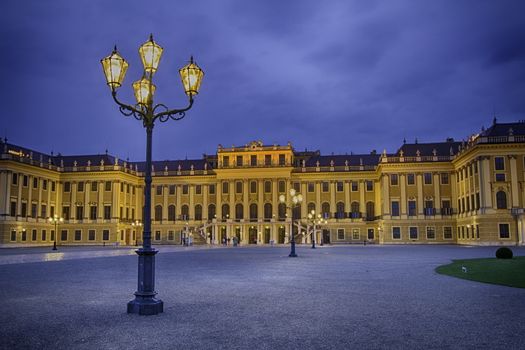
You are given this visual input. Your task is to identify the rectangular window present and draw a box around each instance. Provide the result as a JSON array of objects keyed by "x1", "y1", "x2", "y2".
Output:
[
  {"x1": 42, "y1": 230, "x2": 47, "y2": 241},
  {"x1": 156, "y1": 185, "x2": 162, "y2": 195},
  {"x1": 408, "y1": 200, "x2": 416, "y2": 216},
  {"x1": 104, "y1": 206, "x2": 111, "y2": 220},
  {"x1": 499, "y1": 223, "x2": 510, "y2": 239},
  {"x1": 409, "y1": 227, "x2": 418, "y2": 240},
  {"x1": 336, "y1": 181, "x2": 343, "y2": 192},
  {"x1": 21, "y1": 202, "x2": 27, "y2": 217},
  {"x1": 307, "y1": 183, "x2": 314, "y2": 192},
  {"x1": 31, "y1": 203, "x2": 37, "y2": 218},
  {"x1": 105, "y1": 181, "x2": 112, "y2": 191},
  {"x1": 103, "y1": 230, "x2": 110, "y2": 241},
  {"x1": 50, "y1": 206, "x2": 55, "y2": 217},
  {"x1": 236, "y1": 181, "x2": 243, "y2": 194},
  {"x1": 23, "y1": 175, "x2": 28, "y2": 187},
  {"x1": 76, "y1": 206, "x2": 84, "y2": 220},
  {"x1": 168, "y1": 230, "x2": 174, "y2": 241},
  {"x1": 366, "y1": 180, "x2": 373, "y2": 191},
  {"x1": 182, "y1": 185, "x2": 189, "y2": 195},
  {"x1": 91, "y1": 181, "x2": 97, "y2": 192},
  {"x1": 250, "y1": 181, "x2": 257, "y2": 194},
  {"x1": 11, "y1": 230, "x2": 16, "y2": 241},
  {"x1": 441, "y1": 200, "x2": 451, "y2": 215},
  {"x1": 278, "y1": 181, "x2": 285, "y2": 193},
  {"x1": 440, "y1": 173, "x2": 449, "y2": 185},
  {"x1": 120, "y1": 182, "x2": 124, "y2": 192},
  {"x1": 195, "y1": 185, "x2": 202, "y2": 195},
  {"x1": 64, "y1": 182, "x2": 71, "y2": 192},
  {"x1": 391, "y1": 201, "x2": 400, "y2": 217},
  {"x1": 32, "y1": 229, "x2": 37, "y2": 241},
  {"x1": 74, "y1": 230, "x2": 82, "y2": 241},
  {"x1": 12, "y1": 173, "x2": 18, "y2": 185},
  {"x1": 495, "y1": 173, "x2": 506, "y2": 182},
  {"x1": 321, "y1": 182, "x2": 329, "y2": 192},
  {"x1": 132, "y1": 208, "x2": 135, "y2": 220},
  {"x1": 352, "y1": 229, "x2": 360, "y2": 240},
  {"x1": 51, "y1": 181, "x2": 56, "y2": 192},
  {"x1": 426, "y1": 226, "x2": 436, "y2": 240},
  {"x1": 78, "y1": 181, "x2": 84, "y2": 192},
  {"x1": 223, "y1": 156, "x2": 230, "y2": 167},
  {"x1": 155, "y1": 231, "x2": 161, "y2": 241},
  {"x1": 169, "y1": 185, "x2": 176, "y2": 195},
  {"x1": 494, "y1": 157, "x2": 505, "y2": 171},
  {"x1": 222, "y1": 182, "x2": 229, "y2": 194},
  {"x1": 88, "y1": 230, "x2": 96, "y2": 241},
  {"x1": 62, "y1": 206, "x2": 70, "y2": 220},
  {"x1": 424, "y1": 173, "x2": 432, "y2": 185},
  {"x1": 41, "y1": 204, "x2": 47, "y2": 218},
  {"x1": 443, "y1": 227, "x2": 453, "y2": 240},
  {"x1": 264, "y1": 181, "x2": 271, "y2": 193},
  {"x1": 392, "y1": 227, "x2": 401, "y2": 240},
  {"x1": 21, "y1": 230, "x2": 26, "y2": 241},
  {"x1": 209, "y1": 184, "x2": 215, "y2": 194},
  {"x1": 390, "y1": 174, "x2": 398, "y2": 186},
  {"x1": 407, "y1": 173, "x2": 415, "y2": 185},
  {"x1": 61, "y1": 230, "x2": 68, "y2": 241},
  {"x1": 265, "y1": 155, "x2": 272, "y2": 166},
  {"x1": 236, "y1": 155, "x2": 243, "y2": 166},
  {"x1": 10, "y1": 201, "x2": 16, "y2": 217},
  {"x1": 351, "y1": 181, "x2": 358, "y2": 191},
  {"x1": 337, "y1": 228, "x2": 345, "y2": 240},
  {"x1": 51, "y1": 230, "x2": 55, "y2": 241},
  {"x1": 279, "y1": 154, "x2": 286, "y2": 166},
  {"x1": 33, "y1": 177, "x2": 38, "y2": 189},
  {"x1": 43, "y1": 179, "x2": 47, "y2": 190},
  {"x1": 90, "y1": 206, "x2": 97, "y2": 220},
  {"x1": 250, "y1": 155, "x2": 257, "y2": 166}
]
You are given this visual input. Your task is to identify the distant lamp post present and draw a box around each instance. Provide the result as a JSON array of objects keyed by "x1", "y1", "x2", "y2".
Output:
[
  {"x1": 279, "y1": 188, "x2": 303, "y2": 257},
  {"x1": 131, "y1": 220, "x2": 142, "y2": 246},
  {"x1": 101, "y1": 34, "x2": 204, "y2": 316},
  {"x1": 307, "y1": 210, "x2": 327, "y2": 249},
  {"x1": 48, "y1": 214, "x2": 64, "y2": 250}
]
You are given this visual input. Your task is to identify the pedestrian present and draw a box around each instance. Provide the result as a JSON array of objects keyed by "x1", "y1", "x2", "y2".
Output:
[{"x1": 222, "y1": 237, "x2": 226, "y2": 246}]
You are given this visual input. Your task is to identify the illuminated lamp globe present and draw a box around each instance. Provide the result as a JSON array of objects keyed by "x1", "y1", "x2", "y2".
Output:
[
  {"x1": 132, "y1": 78, "x2": 156, "y2": 105},
  {"x1": 279, "y1": 194, "x2": 285, "y2": 203},
  {"x1": 101, "y1": 47, "x2": 128, "y2": 89},
  {"x1": 139, "y1": 35, "x2": 163, "y2": 74},
  {"x1": 179, "y1": 56, "x2": 204, "y2": 97}
]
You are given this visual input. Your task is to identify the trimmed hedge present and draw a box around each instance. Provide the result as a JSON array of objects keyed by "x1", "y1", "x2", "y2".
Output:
[{"x1": 496, "y1": 247, "x2": 513, "y2": 259}]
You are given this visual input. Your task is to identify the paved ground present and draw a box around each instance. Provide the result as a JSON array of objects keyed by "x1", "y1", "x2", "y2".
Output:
[{"x1": 1, "y1": 245, "x2": 524, "y2": 350}]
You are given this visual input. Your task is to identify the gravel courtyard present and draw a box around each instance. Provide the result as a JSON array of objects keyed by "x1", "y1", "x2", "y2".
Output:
[{"x1": 1, "y1": 245, "x2": 524, "y2": 350}]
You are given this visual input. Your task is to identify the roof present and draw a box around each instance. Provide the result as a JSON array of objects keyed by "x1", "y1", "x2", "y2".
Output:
[
  {"x1": 304, "y1": 154, "x2": 381, "y2": 167},
  {"x1": 397, "y1": 141, "x2": 462, "y2": 157},
  {"x1": 481, "y1": 121, "x2": 525, "y2": 137},
  {"x1": 132, "y1": 159, "x2": 214, "y2": 172}
]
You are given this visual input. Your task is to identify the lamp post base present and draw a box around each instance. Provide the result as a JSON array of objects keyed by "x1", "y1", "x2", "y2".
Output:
[
  {"x1": 127, "y1": 296, "x2": 164, "y2": 315},
  {"x1": 52, "y1": 242, "x2": 57, "y2": 251}
]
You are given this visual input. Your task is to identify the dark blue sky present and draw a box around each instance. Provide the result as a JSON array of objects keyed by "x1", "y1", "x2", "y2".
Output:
[{"x1": 2, "y1": 0, "x2": 524, "y2": 161}]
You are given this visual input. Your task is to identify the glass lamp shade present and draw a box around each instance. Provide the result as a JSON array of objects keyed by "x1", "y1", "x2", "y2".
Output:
[
  {"x1": 311, "y1": 210, "x2": 315, "y2": 215},
  {"x1": 308, "y1": 213, "x2": 312, "y2": 219},
  {"x1": 289, "y1": 188, "x2": 296, "y2": 197},
  {"x1": 179, "y1": 57, "x2": 204, "y2": 96},
  {"x1": 101, "y1": 48, "x2": 128, "y2": 89},
  {"x1": 279, "y1": 194, "x2": 285, "y2": 203},
  {"x1": 297, "y1": 194, "x2": 303, "y2": 203},
  {"x1": 292, "y1": 197, "x2": 298, "y2": 205},
  {"x1": 132, "y1": 78, "x2": 156, "y2": 105},
  {"x1": 139, "y1": 35, "x2": 163, "y2": 74}
]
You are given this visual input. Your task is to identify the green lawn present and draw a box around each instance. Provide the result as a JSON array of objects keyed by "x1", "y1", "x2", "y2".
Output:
[{"x1": 436, "y1": 256, "x2": 525, "y2": 288}]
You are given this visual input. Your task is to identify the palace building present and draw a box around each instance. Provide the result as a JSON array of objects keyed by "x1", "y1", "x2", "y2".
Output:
[{"x1": 1, "y1": 119, "x2": 524, "y2": 247}]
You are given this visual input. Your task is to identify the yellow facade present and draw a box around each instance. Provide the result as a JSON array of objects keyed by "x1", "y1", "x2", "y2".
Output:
[{"x1": 1, "y1": 122, "x2": 524, "y2": 247}]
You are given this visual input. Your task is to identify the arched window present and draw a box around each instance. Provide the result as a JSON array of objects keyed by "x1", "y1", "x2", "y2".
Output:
[
  {"x1": 195, "y1": 204, "x2": 202, "y2": 221},
  {"x1": 366, "y1": 201, "x2": 375, "y2": 220},
  {"x1": 221, "y1": 204, "x2": 230, "y2": 219},
  {"x1": 322, "y1": 202, "x2": 330, "y2": 219},
  {"x1": 496, "y1": 191, "x2": 507, "y2": 209},
  {"x1": 264, "y1": 203, "x2": 272, "y2": 219},
  {"x1": 168, "y1": 205, "x2": 176, "y2": 221},
  {"x1": 278, "y1": 203, "x2": 286, "y2": 220},
  {"x1": 307, "y1": 202, "x2": 316, "y2": 214},
  {"x1": 336, "y1": 202, "x2": 345, "y2": 219},
  {"x1": 292, "y1": 204, "x2": 301, "y2": 220},
  {"x1": 351, "y1": 202, "x2": 360, "y2": 218},
  {"x1": 249, "y1": 203, "x2": 258, "y2": 220},
  {"x1": 208, "y1": 204, "x2": 216, "y2": 219},
  {"x1": 155, "y1": 205, "x2": 162, "y2": 222},
  {"x1": 235, "y1": 203, "x2": 244, "y2": 220},
  {"x1": 181, "y1": 204, "x2": 189, "y2": 220}
]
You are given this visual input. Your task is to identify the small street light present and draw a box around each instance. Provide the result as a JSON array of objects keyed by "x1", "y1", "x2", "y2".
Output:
[
  {"x1": 279, "y1": 188, "x2": 303, "y2": 257},
  {"x1": 131, "y1": 220, "x2": 142, "y2": 246},
  {"x1": 101, "y1": 34, "x2": 204, "y2": 316},
  {"x1": 306, "y1": 210, "x2": 327, "y2": 249},
  {"x1": 48, "y1": 214, "x2": 64, "y2": 251}
]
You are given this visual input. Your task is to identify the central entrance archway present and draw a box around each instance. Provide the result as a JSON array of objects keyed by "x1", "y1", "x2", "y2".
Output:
[{"x1": 249, "y1": 227, "x2": 257, "y2": 244}]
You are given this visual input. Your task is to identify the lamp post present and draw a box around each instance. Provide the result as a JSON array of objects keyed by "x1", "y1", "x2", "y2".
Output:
[
  {"x1": 306, "y1": 210, "x2": 327, "y2": 249},
  {"x1": 279, "y1": 188, "x2": 303, "y2": 257},
  {"x1": 131, "y1": 220, "x2": 142, "y2": 246},
  {"x1": 101, "y1": 34, "x2": 204, "y2": 316},
  {"x1": 48, "y1": 214, "x2": 64, "y2": 251}
]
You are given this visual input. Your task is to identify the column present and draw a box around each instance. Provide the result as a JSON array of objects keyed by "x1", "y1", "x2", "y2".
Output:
[
  {"x1": 216, "y1": 181, "x2": 222, "y2": 219},
  {"x1": 433, "y1": 173, "x2": 441, "y2": 217},
  {"x1": 359, "y1": 180, "x2": 365, "y2": 216},
  {"x1": 0, "y1": 171, "x2": 9, "y2": 215},
  {"x1": 17, "y1": 175, "x2": 22, "y2": 216},
  {"x1": 400, "y1": 174, "x2": 407, "y2": 218},
  {"x1": 229, "y1": 181, "x2": 235, "y2": 218},
  {"x1": 202, "y1": 184, "x2": 208, "y2": 220},
  {"x1": 27, "y1": 175, "x2": 33, "y2": 218},
  {"x1": 84, "y1": 181, "x2": 90, "y2": 220},
  {"x1": 189, "y1": 184, "x2": 195, "y2": 219},
  {"x1": 382, "y1": 175, "x2": 390, "y2": 216},
  {"x1": 37, "y1": 177, "x2": 42, "y2": 221},
  {"x1": 46, "y1": 178, "x2": 52, "y2": 218},
  {"x1": 111, "y1": 182, "x2": 119, "y2": 219},
  {"x1": 272, "y1": 180, "x2": 278, "y2": 218},
  {"x1": 509, "y1": 155, "x2": 519, "y2": 207},
  {"x1": 330, "y1": 181, "x2": 336, "y2": 217},
  {"x1": 480, "y1": 157, "x2": 492, "y2": 208},
  {"x1": 258, "y1": 180, "x2": 264, "y2": 219},
  {"x1": 176, "y1": 184, "x2": 182, "y2": 218},
  {"x1": 301, "y1": 182, "x2": 307, "y2": 218},
  {"x1": 450, "y1": 172, "x2": 457, "y2": 214},
  {"x1": 243, "y1": 180, "x2": 249, "y2": 219},
  {"x1": 163, "y1": 184, "x2": 168, "y2": 221},
  {"x1": 344, "y1": 181, "x2": 350, "y2": 216},
  {"x1": 416, "y1": 174, "x2": 423, "y2": 216},
  {"x1": 315, "y1": 182, "x2": 321, "y2": 213},
  {"x1": 71, "y1": 181, "x2": 77, "y2": 220},
  {"x1": 98, "y1": 181, "x2": 104, "y2": 219}
]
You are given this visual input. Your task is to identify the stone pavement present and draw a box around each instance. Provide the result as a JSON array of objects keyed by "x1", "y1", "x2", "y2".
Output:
[{"x1": 0, "y1": 245, "x2": 524, "y2": 350}]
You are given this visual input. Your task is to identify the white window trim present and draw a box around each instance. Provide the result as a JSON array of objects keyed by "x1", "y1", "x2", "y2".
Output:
[
  {"x1": 352, "y1": 228, "x2": 360, "y2": 240},
  {"x1": 425, "y1": 226, "x2": 436, "y2": 240},
  {"x1": 498, "y1": 222, "x2": 511, "y2": 240},
  {"x1": 442, "y1": 226, "x2": 453, "y2": 240},
  {"x1": 337, "y1": 228, "x2": 345, "y2": 240},
  {"x1": 392, "y1": 226, "x2": 401, "y2": 240},
  {"x1": 409, "y1": 226, "x2": 419, "y2": 240}
]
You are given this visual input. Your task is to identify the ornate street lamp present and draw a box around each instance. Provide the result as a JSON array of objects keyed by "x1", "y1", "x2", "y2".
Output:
[
  {"x1": 307, "y1": 210, "x2": 327, "y2": 249},
  {"x1": 279, "y1": 188, "x2": 303, "y2": 257},
  {"x1": 101, "y1": 34, "x2": 204, "y2": 316},
  {"x1": 48, "y1": 214, "x2": 64, "y2": 251},
  {"x1": 131, "y1": 220, "x2": 142, "y2": 246}
]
